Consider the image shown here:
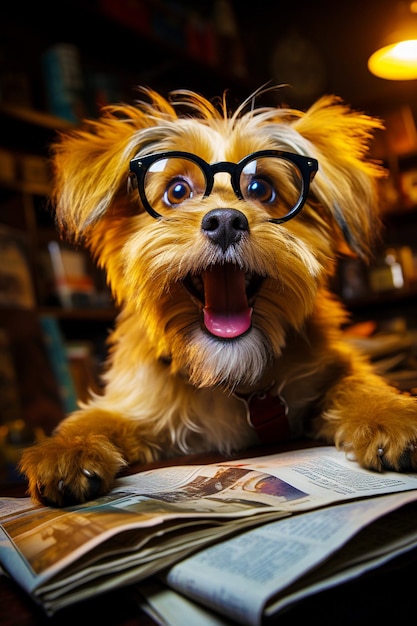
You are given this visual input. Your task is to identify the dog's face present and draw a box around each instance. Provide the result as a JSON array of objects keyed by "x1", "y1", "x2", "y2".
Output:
[{"x1": 51, "y1": 88, "x2": 383, "y2": 390}]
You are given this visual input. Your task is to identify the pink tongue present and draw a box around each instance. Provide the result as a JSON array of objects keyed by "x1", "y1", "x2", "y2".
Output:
[{"x1": 202, "y1": 264, "x2": 252, "y2": 338}]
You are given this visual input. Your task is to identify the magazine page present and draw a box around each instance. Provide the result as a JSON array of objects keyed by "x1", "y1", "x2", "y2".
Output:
[
  {"x1": 1, "y1": 446, "x2": 417, "y2": 615},
  {"x1": 162, "y1": 491, "x2": 417, "y2": 626}
]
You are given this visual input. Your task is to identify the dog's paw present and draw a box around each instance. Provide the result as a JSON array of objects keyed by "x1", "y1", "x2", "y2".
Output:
[{"x1": 19, "y1": 434, "x2": 126, "y2": 507}]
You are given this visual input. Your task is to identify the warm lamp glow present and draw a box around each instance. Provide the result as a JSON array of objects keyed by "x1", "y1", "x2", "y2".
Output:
[
  {"x1": 368, "y1": 39, "x2": 417, "y2": 79},
  {"x1": 368, "y1": 2, "x2": 417, "y2": 80}
]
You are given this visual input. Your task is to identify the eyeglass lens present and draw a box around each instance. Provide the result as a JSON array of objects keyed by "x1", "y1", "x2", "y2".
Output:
[{"x1": 142, "y1": 155, "x2": 304, "y2": 219}]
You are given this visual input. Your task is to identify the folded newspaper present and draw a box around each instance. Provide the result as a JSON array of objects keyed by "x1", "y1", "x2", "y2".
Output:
[{"x1": 1, "y1": 446, "x2": 417, "y2": 621}]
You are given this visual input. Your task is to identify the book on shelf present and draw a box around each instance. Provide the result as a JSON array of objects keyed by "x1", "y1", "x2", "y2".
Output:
[
  {"x1": 1, "y1": 446, "x2": 417, "y2": 622},
  {"x1": 0, "y1": 224, "x2": 36, "y2": 309},
  {"x1": 42, "y1": 43, "x2": 86, "y2": 123},
  {"x1": 66, "y1": 341, "x2": 102, "y2": 403},
  {"x1": 39, "y1": 315, "x2": 79, "y2": 414},
  {"x1": 39, "y1": 317, "x2": 102, "y2": 411},
  {"x1": 47, "y1": 240, "x2": 96, "y2": 309},
  {"x1": 46, "y1": 240, "x2": 112, "y2": 309}
]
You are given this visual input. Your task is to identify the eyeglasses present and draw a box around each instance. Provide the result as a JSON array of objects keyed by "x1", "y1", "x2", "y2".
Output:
[{"x1": 129, "y1": 150, "x2": 318, "y2": 223}]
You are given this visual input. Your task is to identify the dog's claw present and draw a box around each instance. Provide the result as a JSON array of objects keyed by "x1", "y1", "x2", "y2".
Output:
[{"x1": 80, "y1": 471, "x2": 103, "y2": 502}]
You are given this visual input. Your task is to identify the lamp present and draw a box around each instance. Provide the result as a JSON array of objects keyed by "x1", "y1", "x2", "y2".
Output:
[{"x1": 368, "y1": 1, "x2": 417, "y2": 80}]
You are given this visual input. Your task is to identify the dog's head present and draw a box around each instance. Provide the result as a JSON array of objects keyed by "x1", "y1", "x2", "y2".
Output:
[{"x1": 50, "y1": 87, "x2": 384, "y2": 389}]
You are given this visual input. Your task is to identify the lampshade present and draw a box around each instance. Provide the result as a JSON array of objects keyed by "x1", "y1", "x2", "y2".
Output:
[{"x1": 368, "y1": 2, "x2": 417, "y2": 80}]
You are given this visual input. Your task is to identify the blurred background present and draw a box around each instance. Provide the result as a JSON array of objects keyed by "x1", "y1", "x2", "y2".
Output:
[{"x1": 1, "y1": 0, "x2": 417, "y2": 484}]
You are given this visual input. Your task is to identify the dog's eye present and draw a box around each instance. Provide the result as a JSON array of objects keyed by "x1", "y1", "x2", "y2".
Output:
[
  {"x1": 163, "y1": 178, "x2": 193, "y2": 206},
  {"x1": 245, "y1": 177, "x2": 276, "y2": 204}
]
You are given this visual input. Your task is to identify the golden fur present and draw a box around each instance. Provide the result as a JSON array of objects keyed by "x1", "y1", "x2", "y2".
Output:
[{"x1": 20, "y1": 87, "x2": 417, "y2": 506}]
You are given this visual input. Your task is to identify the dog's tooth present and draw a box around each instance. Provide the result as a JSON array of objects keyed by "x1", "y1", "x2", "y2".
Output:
[{"x1": 190, "y1": 275, "x2": 204, "y2": 294}]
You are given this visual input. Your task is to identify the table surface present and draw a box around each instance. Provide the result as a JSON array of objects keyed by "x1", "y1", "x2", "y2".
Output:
[{"x1": 1, "y1": 440, "x2": 416, "y2": 626}]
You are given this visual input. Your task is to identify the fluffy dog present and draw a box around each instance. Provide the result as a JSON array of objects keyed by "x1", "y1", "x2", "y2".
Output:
[{"x1": 20, "y1": 87, "x2": 417, "y2": 506}]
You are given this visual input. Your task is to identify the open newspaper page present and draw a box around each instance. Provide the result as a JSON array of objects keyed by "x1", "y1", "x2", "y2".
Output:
[
  {"x1": 143, "y1": 491, "x2": 417, "y2": 626},
  {"x1": 0, "y1": 446, "x2": 416, "y2": 615}
]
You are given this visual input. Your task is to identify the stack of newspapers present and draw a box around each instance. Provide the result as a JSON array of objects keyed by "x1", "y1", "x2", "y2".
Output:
[{"x1": 1, "y1": 445, "x2": 417, "y2": 625}]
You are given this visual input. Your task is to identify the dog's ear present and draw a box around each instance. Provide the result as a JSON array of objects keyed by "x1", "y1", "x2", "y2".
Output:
[
  {"x1": 49, "y1": 88, "x2": 177, "y2": 242},
  {"x1": 293, "y1": 95, "x2": 385, "y2": 260}
]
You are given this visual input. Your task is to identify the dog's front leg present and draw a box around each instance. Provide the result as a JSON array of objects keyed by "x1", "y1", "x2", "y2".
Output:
[
  {"x1": 312, "y1": 370, "x2": 417, "y2": 473},
  {"x1": 19, "y1": 409, "x2": 160, "y2": 506}
]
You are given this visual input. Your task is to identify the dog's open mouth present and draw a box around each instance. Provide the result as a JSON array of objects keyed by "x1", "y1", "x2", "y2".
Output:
[{"x1": 183, "y1": 264, "x2": 262, "y2": 339}]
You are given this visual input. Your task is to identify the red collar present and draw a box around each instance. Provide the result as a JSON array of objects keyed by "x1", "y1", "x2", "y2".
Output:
[{"x1": 234, "y1": 389, "x2": 290, "y2": 444}]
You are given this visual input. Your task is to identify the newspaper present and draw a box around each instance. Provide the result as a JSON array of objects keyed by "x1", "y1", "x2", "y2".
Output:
[
  {"x1": 138, "y1": 493, "x2": 417, "y2": 626},
  {"x1": 1, "y1": 446, "x2": 417, "y2": 618}
]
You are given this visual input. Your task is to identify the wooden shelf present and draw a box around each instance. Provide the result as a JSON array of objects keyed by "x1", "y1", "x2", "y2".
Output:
[
  {"x1": 0, "y1": 104, "x2": 75, "y2": 131},
  {"x1": 0, "y1": 178, "x2": 51, "y2": 196},
  {"x1": 345, "y1": 285, "x2": 417, "y2": 309},
  {"x1": 38, "y1": 306, "x2": 118, "y2": 321}
]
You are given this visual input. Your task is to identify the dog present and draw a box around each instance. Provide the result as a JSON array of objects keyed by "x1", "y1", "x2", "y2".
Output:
[{"x1": 19, "y1": 86, "x2": 417, "y2": 507}]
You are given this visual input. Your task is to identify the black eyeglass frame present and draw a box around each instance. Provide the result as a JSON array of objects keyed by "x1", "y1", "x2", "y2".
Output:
[{"x1": 129, "y1": 149, "x2": 318, "y2": 223}]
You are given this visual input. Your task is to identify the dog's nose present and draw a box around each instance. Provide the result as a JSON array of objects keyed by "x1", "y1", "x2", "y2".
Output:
[{"x1": 201, "y1": 209, "x2": 249, "y2": 252}]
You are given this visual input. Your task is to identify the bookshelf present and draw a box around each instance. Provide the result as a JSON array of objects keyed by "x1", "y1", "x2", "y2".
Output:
[{"x1": 0, "y1": 0, "x2": 253, "y2": 485}]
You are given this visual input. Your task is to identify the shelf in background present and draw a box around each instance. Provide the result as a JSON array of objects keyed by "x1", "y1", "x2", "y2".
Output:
[
  {"x1": 0, "y1": 178, "x2": 51, "y2": 196},
  {"x1": 39, "y1": 307, "x2": 118, "y2": 321},
  {"x1": 0, "y1": 104, "x2": 75, "y2": 130}
]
